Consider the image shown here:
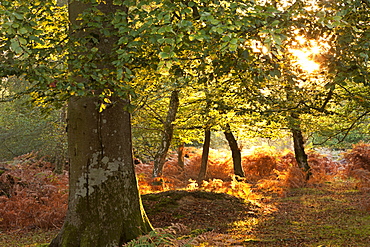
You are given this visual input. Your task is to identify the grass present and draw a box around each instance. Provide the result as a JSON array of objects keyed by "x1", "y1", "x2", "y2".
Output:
[
  {"x1": 0, "y1": 229, "x2": 58, "y2": 247},
  {"x1": 1, "y1": 179, "x2": 370, "y2": 246},
  {"x1": 238, "y1": 180, "x2": 370, "y2": 246}
]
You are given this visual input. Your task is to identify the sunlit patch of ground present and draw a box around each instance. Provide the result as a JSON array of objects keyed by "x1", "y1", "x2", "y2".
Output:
[{"x1": 235, "y1": 180, "x2": 370, "y2": 247}]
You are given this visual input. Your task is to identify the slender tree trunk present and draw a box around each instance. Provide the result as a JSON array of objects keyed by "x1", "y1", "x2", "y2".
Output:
[
  {"x1": 177, "y1": 142, "x2": 185, "y2": 169},
  {"x1": 50, "y1": 97, "x2": 152, "y2": 247},
  {"x1": 224, "y1": 124, "x2": 245, "y2": 178},
  {"x1": 290, "y1": 114, "x2": 311, "y2": 180},
  {"x1": 152, "y1": 90, "x2": 180, "y2": 177},
  {"x1": 198, "y1": 127, "x2": 211, "y2": 181},
  {"x1": 54, "y1": 105, "x2": 67, "y2": 174}
]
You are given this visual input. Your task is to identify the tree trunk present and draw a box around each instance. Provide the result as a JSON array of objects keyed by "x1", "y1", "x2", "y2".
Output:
[
  {"x1": 50, "y1": 1, "x2": 153, "y2": 246},
  {"x1": 177, "y1": 142, "x2": 185, "y2": 169},
  {"x1": 50, "y1": 97, "x2": 152, "y2": 247},
  {"x1": 152, "y1": 90, "x2": 180, "y2": 177},
  {"x1": 198, "y1": 128, "x2": 211, "y2": 181},
  {"x1": 290, "y1": 115, "x2": 311, "y2": 180},
  {"x1": 54, "y1": 105, "x2": 67, "y2": 174},
  {"x1": 224, "y1": 124, "x2": 245, "y2": 178}
]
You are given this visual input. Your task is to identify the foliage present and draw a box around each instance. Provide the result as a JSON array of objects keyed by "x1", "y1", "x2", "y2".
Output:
[
  {"x1": 343, "y1": 142, "x2": 370, "y2": 190},
  {"x1": 3, "y1": 0, "x2": 369, "y2": 245},
  {"x1": 123, "y1": 223, "x2": 192, "y2": 247},
  {"x1": 136, "y1": 146, "x2": 342, "y2": 197},
  {"x1": 0, "y1": 144, "x2": 353, "y2": 233},
  {"x1": 0, "y1": 152, "x2": 68, "y2": 231},
  {"x1": 2, "y1": 145, "x2": 370, "y2": 247},
  {"x1": 310, "y1": 122, "x2": 370, "y2": 149},
  {"x1": 0, "y1": 0, "x2": 69, "y2": 105},
  {"x1": 343, "y1": 142, "x2": 370, "y2": 171},
  {"x1": 0, "y1": 96, "x2": 67, "y2": 162}
]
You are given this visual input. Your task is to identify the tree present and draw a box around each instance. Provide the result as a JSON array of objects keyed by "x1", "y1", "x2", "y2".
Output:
[
  {"x1": 8, "y1": 0, "x2": 365, "y2": 244},
  {"x1": 227, "y1": 0, "x2": 339, "y2": 178},
  {"x1": 198, "y1": 127, "x2": 211, "y2": 181},
  {"x1": 224, "y1": 124, "x2": 245, "y2": 178},
  {"x1": 152, "y1": 89, "x2": 180, "y2": 177},
  {"x1": 49, "y1": 1, "x2": 153, "y2": 246},
  {"x1": 51, "y1": 97, "x2": 152, "y2": 246},
  {"x1": 1, "y1": 0, "x2": 153, "y2": 245}
]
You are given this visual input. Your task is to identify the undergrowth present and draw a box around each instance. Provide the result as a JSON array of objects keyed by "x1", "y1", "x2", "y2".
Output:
[
  {"x1": 1, "y1": 143, "x2": 370, "y2": 234},
  {"x1": 0, "y1": 152, "x2": 68, "y2": 231},
  {"x1": 122, "y1": 223, "x2": 235, "y2": 247},
  {"x1": 343, "y1": 142, "x2": 370, "y2": 191}
]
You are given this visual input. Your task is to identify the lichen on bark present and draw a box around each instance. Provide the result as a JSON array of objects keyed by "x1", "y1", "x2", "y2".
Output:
[{"x1": 50, "y1": 97, "x2": 153, "y2": 247}]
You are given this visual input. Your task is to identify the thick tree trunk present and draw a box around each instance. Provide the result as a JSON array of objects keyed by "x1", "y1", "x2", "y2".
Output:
[
  {"x1": 51, "y1": 1, "x2": 153, "y2": 246},
  {"x1": 224, "y1": 124, "x2": 245, "y2": 178},
  {"x1": 198, "y1": 128, "x2": 211, "y2": 181},
  {"x1": 152, "y1": 90, "x2": 180, "y2": 177},
  {"x1": 50, "y1": 97, "x2": 152, "y2": 247},
  {"x1": 290, "y1": 114, "x2": 311, "y2": 180}
]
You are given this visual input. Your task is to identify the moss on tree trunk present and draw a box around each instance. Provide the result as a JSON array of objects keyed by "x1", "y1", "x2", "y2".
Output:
[
  {"x1": 50, "y1": 97, "x2": 152, "y2": 247},
  {"x1": 50, "y1": 0, "x2": 153, "y2": 245}
]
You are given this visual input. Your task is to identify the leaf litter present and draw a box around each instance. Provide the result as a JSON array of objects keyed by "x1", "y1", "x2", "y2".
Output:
[{"x1": 1, "y1": 145, "x2": 370, "y2": 246}]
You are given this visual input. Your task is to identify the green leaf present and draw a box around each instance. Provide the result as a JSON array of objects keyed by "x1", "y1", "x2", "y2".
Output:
[
  {"x1": 188, "y1": 1, "x2": 195, "y2": 7},
  {"x1": 271, "y1": 20, "x2": 280, "y2": 26},
  {"x1": 159, "y1": 52, "x2": 170, "y2": 59},
  {"x1": 18, "y1": 27, "x2": 29, "y2": 35},
  {"x1": 230, "y1": 38, "x2": 238, "y2": 45},
  {"x1": 10, "y1": 39, "x2": 22, "y2": 54},
  {"x1": 13, "y1": 12, "x2": 23, "y2": 20},
  {"x1": 272, "y1": 34, "x2": 282, "y2": 45},
  {"x1": 117, "y1": 68, "x2": 123, "y2": 80},
  {"x1": 12, "y1": 23, "x2": 20, "y2": 29},
  {"x1": 333, "y1": 16, "x2": 342, "y2": 21},
  {"x1": 76, "y1": 83, "x2": 84, "y2": 88},
  {"x1": 229, "y1": 44, "x2": 238, "y2": 52},
  {"x1": 18, "y1": 37, "x2": 27, "y2": 45},
  {"x1": 159, "y1": 50, "x2": 175, "y2": 59}
]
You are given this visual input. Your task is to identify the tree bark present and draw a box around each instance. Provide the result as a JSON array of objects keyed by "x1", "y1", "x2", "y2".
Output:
[
  {"x1": 224, "y1": 124, "x2": 245, "y2": 178},
  {"x1": 290, "y1": 114, "x2": 311, "y2": 180},
  {"x1": 177, "y1": 142, "x2": 185, "y2": 169},
  {"x1": 198, "y1": 127, "x2": 211, "y2": 181},
  {"x1": 152, "y1": 90, "x2": 180, "y2": 177},
  {"x1": 50, "y1": 1, "x2": 153, "y2": 246},
  {"x1": 50, "y1": 97, "x2": 152, "y2": 247},
  {"x1": 54, "y1": 106, "x2": 67, "y2": 174}
]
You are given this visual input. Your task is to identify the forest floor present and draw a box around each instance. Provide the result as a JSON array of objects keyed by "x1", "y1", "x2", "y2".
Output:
[{"x1": 1, "y1": 179, "x2": 369, "y2": 246}]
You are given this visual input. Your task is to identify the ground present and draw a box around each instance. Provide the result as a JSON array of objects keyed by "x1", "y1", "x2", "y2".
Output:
[
  {"x1": 239, "y1": 181, "x2": 370, "y2": 246},
  {"x1": 140, "y1": 180, "x2": 370, "y2": 246},
  {"x1": 2, "y1": 179, "x2": 369, "y2": 246}
]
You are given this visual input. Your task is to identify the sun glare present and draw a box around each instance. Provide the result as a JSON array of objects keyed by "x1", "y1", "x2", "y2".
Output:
[
  {"x1": 289, "y1": 36, "x2": 326, "y2": 74},
  {"x1": 290, "y1": 49, "x2": 321, "y2": 73}
]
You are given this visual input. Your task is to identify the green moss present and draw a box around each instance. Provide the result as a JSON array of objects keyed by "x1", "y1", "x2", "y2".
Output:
[{"x1": 60, "y1": 224, "x2": 81, "y2": 247}]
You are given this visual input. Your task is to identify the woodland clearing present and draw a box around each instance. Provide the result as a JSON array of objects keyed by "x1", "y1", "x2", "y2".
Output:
[{"x1": 1, "y1": 144, "x2": 370, "y2": 246}]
